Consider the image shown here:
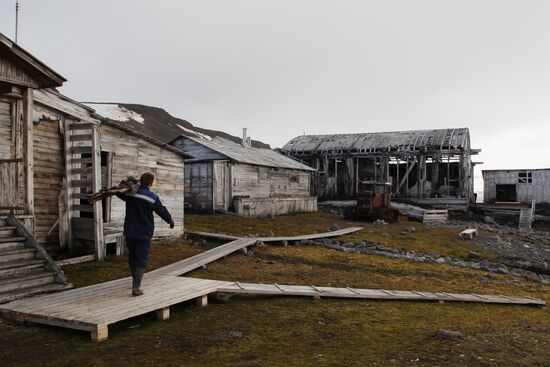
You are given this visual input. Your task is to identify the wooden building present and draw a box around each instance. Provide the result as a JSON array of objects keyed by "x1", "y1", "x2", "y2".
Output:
[
  {"x1": 170, "y1": 134, "x2": 317, "y2": 216},
  {"x1": 31, "y1": 89, "x2": 190, "y2": 258},
  {"x1": 1, "y1": 32, "x2": 189, "y2": 264},
  {"x1": 483, "y1": 169, "x2": 550, "y2": 204},
  {"x1": 281, "y1": 128, "x2": 480, "y2": 209}
]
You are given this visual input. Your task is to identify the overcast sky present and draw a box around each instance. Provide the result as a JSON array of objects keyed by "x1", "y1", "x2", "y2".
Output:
[{"x1": 1, "y1": 1, "x2": 549, "y2": 189}]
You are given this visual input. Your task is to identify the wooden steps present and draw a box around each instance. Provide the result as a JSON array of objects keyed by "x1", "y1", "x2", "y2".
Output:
[
  {"x1": 0, "y1": 219, "x2": 72, "y2": 304},
  {"x1": 519, "y1": 208, "x2": 534, "y2": 230}
]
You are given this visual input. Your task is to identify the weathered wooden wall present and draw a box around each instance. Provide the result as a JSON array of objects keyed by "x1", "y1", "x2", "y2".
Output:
[
  {"x1": 231, "y1": 163, "x2": 311, "y2": 199},
  {"x1": 0, "y1": 99, "x2": 13, "y2": 158},
  {"x1": 101, "y1": 125, "x2": 185, "y2": 239},
  {"x1": 0, "y1": 57, "x2": 39, "y2": 88},
  {"x1": 483, "y1": 170, "x2": 550, "y2": 204},
  {"x1": 184, "y1": 162, "x2": 214, "y2": 213},
  {"x1": 234, "y1": 196, "x2": 317, "y2": 216},
  {"x1": 32, "y1": 118, "x2": 63, "y2": 247}
]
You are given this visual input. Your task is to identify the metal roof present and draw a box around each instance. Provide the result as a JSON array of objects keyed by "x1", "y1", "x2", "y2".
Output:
[
  {"x1": 179, "y1": 135, "x2": 315, "y2": 171},
  {"x1": 281, "y1": 128, "x2": 470, "y2": 154}
]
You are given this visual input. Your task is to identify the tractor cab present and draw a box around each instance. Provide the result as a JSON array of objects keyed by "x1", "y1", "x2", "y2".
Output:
[{"x1": 354, "y1": 181, "x2": 398, "y2": 222}]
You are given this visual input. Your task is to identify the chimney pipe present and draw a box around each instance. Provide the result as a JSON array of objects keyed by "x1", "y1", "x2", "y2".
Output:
[{"x1": 242, "y1": 128, "x2": 247, "y2": 147}]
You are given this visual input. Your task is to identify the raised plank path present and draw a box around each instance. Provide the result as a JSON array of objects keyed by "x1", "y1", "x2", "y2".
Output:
[
  {"x1": 218, "y1": 282, "x2": 546, "y2": 306},
  {"x1": 185, "y1": 226, "x2": 364, "y2": 243},
  {"x1": 0, "y1": 227, "x2": 546, "y2": 341}
]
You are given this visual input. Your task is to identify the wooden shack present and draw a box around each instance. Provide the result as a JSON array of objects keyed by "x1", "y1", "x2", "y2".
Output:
[
  {"x1": 483, "y1": 169, "x2": 550, "y2": 204},
  {"x1": 33, "y1": 90, "x2": 190, "y2": 257},
  {"x1": 1, "y1": 31, "x2": 189, "y2": 260},
  {"x1": 170, "y1": 134, "x2": 317, "y2": 216},
  {"x1": 281, "y1": 129, "x2": 481, "y2": 209}
]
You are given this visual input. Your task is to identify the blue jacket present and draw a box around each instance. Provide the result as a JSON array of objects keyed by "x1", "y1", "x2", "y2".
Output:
[{"x1": 116, "y1": 187, "x2": 173, "y2": 240}]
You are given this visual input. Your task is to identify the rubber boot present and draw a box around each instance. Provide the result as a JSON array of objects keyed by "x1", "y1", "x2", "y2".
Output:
[{"x1": 132, "y1": 268, "x2": 144, "y2": 296}]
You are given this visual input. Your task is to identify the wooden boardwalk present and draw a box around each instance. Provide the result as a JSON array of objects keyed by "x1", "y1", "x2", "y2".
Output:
[
  {"x1": 218, "y1": 282, "x2": 546, "y2": 306},
  {"x1": 150, "y1": 238, "x2": 258, "y2": 277},
  {"x1": 0, "y1": 227, "x2": 546, "y2": 341},
  {"x1": 1, "y1": 275, "x2": 229, "y2": 341},
  {"x1": 185, "y1": 226, "x2": 364, "y2": 243}
]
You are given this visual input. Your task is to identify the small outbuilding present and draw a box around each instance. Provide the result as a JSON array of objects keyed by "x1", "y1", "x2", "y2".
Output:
[
  {"x1": 170, "y1": 133, "x2": 317, "y2": 216},
  {"x1": 482, "y1": 169, "x2": 550, "y2": 204}
]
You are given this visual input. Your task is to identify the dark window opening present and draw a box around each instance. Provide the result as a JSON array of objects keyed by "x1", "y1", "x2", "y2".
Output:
[
  {"x1": 496, "y1": 184, "x2": 517, "y2": 202},
  {"x1": 518, "y1": 172, "x2": 532, "y2": 184}
]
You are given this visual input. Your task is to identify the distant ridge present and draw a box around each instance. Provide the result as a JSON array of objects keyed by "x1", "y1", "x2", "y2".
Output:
[{"x1": 83, "y1": 102, "x2": 271, "y2": 149}]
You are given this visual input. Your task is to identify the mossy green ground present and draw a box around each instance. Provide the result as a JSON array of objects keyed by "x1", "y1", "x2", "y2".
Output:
[{"x1": 1, "y1": 212, "x2": 549, "y2": 366}]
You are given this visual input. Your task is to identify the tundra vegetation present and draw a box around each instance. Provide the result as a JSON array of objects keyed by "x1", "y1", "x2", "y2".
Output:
[{"x1": 1, "y1": 212, "x2": 549, "y2": 366}]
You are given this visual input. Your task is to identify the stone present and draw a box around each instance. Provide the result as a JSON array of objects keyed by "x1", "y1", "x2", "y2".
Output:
[
  {"x1": 329, "y1": 223, "x2": 341, "y2": 231},
  {"x1": 483, "y1": 216, "x2": 497, "y2": 225},
  {"x1": 435, "y1": 330, "x2": 463, "y2": 340},
  {"x1": 435, "y1": 258, "x2": 446, "y2": 264},
  {"x1": 229, "y1": 330, "x2": 244, "y2": 338}
]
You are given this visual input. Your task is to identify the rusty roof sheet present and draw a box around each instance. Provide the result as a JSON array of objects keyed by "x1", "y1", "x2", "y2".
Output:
[{"x1": 281, "y1": 128, "x2": 470, "y2": 153}]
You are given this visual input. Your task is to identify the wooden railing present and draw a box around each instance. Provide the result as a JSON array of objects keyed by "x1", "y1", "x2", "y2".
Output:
[{"x1": 0, "y1": 158, "x2": 25, "y2": 211}]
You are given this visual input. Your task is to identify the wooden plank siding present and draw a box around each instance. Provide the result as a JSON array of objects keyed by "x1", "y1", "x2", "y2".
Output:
[
  {"x1": 184, "y1": 162, "x2": 214, "y2": 213},
  {"x1": 32, "y1": 119, "x2": 63, "y2": 247},
  {"x1": 483, "y1": 169, "x2": 550, "y2": 204},
  {"x1": 100, "y1": 125, "x2": 185, "y2": 240}
]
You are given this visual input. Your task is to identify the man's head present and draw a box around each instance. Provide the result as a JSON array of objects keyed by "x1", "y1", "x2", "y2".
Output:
[{"x1": 140, "y1": 172, "x2": 155, "y2": 188}]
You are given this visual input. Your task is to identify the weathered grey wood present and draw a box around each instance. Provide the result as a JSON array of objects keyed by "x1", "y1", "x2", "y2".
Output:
[
  {"x1": 217, "y1": 282, "x2": 546, "y2": 307},
  {"x1": 6, "y1": 214, "x2": 68, "y2": 285},
  {"x1": 185, "y1": 226, "x2": 363, "y2": 243},
  {"x1": 91, "y1": 125, "x2": 105, "y2": 260},
  {"x1": 22, "y1": 88, "x2": 33, "y2": 215}
]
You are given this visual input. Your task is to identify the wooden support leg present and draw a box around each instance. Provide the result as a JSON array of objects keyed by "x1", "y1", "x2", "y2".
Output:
[
  {"x1": 282, "y1": 240, "x2": 288, "y2": 247},
  {"x1": 240, "y1": 246, "x2": 248, "y2": 254},
  {"x1": 155, "y1": 307, "x2": 170, "y2": 321},
  {"x1": 196, "y1": 294, "x2": 208, "y2": 307},
  {"x1": 91, "y1": 325, "x2": 108, "y2": 342}
]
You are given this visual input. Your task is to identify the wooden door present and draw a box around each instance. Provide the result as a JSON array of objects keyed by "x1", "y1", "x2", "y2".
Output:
[{"x1": 214, "y1": 161, "x2": 226, "y2": 209}]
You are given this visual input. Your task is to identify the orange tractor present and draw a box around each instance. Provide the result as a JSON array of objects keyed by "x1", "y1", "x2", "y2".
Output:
[{"x1": 353, "y1": 181, "x2": 399, "y2": 222}]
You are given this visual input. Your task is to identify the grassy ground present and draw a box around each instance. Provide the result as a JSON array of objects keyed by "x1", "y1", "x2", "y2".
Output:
[{"x1": 1, "y1": 212, "x2": 549, "y2": 366}]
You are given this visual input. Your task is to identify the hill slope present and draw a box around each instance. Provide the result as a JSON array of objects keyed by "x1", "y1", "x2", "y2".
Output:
[{"x1": 83, "y1": 102, "x2": 270, "y2": 149}]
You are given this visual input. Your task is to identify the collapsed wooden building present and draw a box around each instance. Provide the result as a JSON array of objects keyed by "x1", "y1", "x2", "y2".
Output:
[
  {"x1": 0, "y1": 33, "x2": 189, "y2": 301},
  {"x1": 281, "y1": 128, "x2": 480, "y2": 209},
  {"x1": 170, "y1": 132, "x2": 317, "y2": 216}
]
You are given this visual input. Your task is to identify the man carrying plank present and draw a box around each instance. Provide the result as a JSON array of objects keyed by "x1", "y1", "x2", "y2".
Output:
[{"x1": 116, "y1": 172, "x2": 175, "y2": 296}]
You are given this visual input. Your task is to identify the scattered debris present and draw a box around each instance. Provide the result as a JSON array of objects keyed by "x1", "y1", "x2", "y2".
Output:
[{"x1": 459, "y1": 228, "x2": 478, "y2": 240}]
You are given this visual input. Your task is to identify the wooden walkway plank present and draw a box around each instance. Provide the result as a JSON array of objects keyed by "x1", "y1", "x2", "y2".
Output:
[
  {"x1": 185, "y1": 227, "x2": 364, "y2": 243},
  {"x1": 216, "y1": 282, "x2": 546, "y2": 307}
]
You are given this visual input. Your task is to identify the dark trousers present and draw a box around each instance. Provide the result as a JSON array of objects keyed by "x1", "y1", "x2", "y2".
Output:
[{"x1": 126, "y1": 236, "x2": 151, "y2": 270}]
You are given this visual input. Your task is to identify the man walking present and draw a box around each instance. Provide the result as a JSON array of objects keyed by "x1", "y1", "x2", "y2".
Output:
[{"x1": 117, "y1": 172, "x2": 174, "y2": 296}]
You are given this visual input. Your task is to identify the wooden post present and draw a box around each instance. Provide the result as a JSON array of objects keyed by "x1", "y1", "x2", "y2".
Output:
[
  {"x1": 91, "y1": 124, "x2": 105, "y2": 260},
  {"x1": 61, "y1": 118, "x2": 73, "y2": 252},
  {"x1": 447, "y1": 154, "x2": 451, "y2": 196},
  {"x1": 396, "y1": 157, "x2": 400, "y2": 194},
  {"x1": 196, "y1": 294, "x2": 208, "y2": 307},
  {"x1": 355, "y1": 157, "x2": 359, "y2": 194},
  {"x1": 91, "y1": 325, "x2": 108, "y2": 342},
  {"x1": 155, "y1": 307, "x2": 170, "y2": 320},
  {"x1": 22, "y1": 88, "x2": 34, "y2": 215},
  {"x1": 372, "y1": 157, "x2": 378, "y2": 182}
]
